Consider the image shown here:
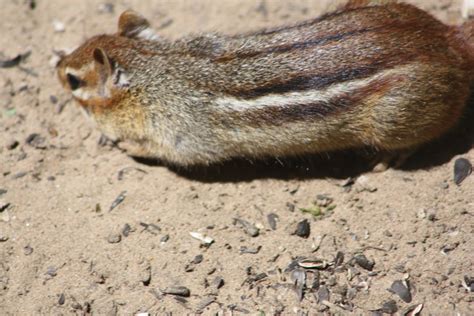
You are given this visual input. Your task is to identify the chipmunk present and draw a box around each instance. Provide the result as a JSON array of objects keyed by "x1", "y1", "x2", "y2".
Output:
[{"x1": 57, "y1": 0, "x2": 474, "y2": 168}]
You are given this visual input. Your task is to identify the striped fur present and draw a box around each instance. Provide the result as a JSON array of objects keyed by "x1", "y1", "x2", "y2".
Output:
[{"x1": 56, "y1": 2, "x2": 474, "y2": 166}]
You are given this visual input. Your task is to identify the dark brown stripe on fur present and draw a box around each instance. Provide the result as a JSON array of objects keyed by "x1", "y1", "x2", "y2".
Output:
[
  {"x1": 229, "y1": 74, "x2": 404, "y2": 127},
  {"x1": 229, "y1": 64, "x2": 387, "y2": 99}
]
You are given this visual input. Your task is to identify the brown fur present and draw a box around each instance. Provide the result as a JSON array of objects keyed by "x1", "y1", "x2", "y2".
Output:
[{"x1": 57, "y1": 2, "x2": 474, "y2": 166}]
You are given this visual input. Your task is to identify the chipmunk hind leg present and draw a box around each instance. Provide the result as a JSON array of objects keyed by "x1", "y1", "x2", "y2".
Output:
[{"x1": 370, "y1": 149, "x2": 416, "y2": 172}]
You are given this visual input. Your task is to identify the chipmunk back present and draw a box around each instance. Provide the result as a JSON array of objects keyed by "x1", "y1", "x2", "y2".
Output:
[{"x1": 57, "y1": 0, "x2": 474, "y2": 167}]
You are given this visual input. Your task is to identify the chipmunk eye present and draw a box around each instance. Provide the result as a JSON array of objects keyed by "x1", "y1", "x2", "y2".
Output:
[{"x1": 66, "y1": 73, "x2": 82, "y2": 90}]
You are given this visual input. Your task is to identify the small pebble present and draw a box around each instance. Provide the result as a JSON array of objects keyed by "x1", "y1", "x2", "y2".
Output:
[
  {"x1": 295, "y1": 219, "x2": 310, "y2": 238},
  {"x1": 354, "y1": 254, "x2": 375, "y2": 271},
  {"x1": 212, "y1": 276, "x2": 224, "y2": 289},
  {"x1": 140, "y1": 266, "x2": 151, "y2": 286},
  {"x1": 49, "y1": 95, "x2": 58, "y2": 104},
  {"x1": 233, "y1": 218, "x2": 259, "y2": 237},
  {"x1": 190, "y1": 232, "x2": 214, "y2": 245},
  {"x1": 389, "y1": 280, "x2": 412, "y2": 303},
  {"x1": 0, "y1": 200, "x2": 10, "y2": 212},
  {"x1": 454, "y1": 158, "x2": 472, "y2": 185},
  {"x1": 240, "y1": 246, "x2": 261, "y2": 254},
  {"x1": 58, "y1": 293, "x2": 65, "y2": 305},
  {"x1": 24, "y1": 245, "x2": 33, "y2": 255},
  {"x1": 161, "y1": 286, "x2": 190, "y2": 297},
  {"x1": 122, "y1": 223, "x2": 132, "y2": 237},
  {"x1": 0, "y1": 233, "x2": 9, "y2": 242},
  {"x1": 192, "y1": 254, "x2": 203, "y2": 264},
  {"x1": 160, "y1": 234, "x2": 170, "y2": 243},
  {"x1": 52, "y1": 19, "x2": 65, "y2": 32},
  {"x1": 46, "y1": 266, "x2": 57, "y2": 277},
  {"x1": 267, "y1": 213, "x2": 279, "y2": 230},
  {"x1": 25, "y1": 133, "x2": 46, "y2": 149},
  {"x1": 463, "y1": 276, "x2": 474, "y2": 292},
  {"x1": 107, "y1": 233, "x2": 121, "y2": 244},
  {"x1": 6, "y1": 139, "x2": 19, "y2": 150}
]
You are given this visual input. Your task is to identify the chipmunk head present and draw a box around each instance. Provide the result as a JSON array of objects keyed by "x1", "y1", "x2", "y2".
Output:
[{"x1": 57, "y1": 10, "x2": 157, "y2": 114}]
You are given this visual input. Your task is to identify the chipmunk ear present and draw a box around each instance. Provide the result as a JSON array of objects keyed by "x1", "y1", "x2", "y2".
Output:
[
  {"x1": 118, "y1": 10, "x2": 159, "y2": 40},
  {"x1": 93, "y1": 47, "x2": 130, "y2": 90},
  {"x1": 93, "y1": 47, "x2": 114, "y2": 76}
]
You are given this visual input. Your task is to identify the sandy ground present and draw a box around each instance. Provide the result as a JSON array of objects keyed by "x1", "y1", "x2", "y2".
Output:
[{"x1": 1, "y1": 0, "x2": 473, "y2": 314}]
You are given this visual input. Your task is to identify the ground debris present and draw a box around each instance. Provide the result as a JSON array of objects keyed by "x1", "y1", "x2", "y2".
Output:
[
  {"x1": 233, "y1": 218, "x2": 259, "y2": 237},
  {"x1": 388, "y1": 280, "x2": 412, "y2": 303},
  {"x1": 454, "y1": 158, "x2": 472, "y2": 185},
  {"x1": 294, "y1": 219, "x2": 310, "y2": 238},
  {"x1": 161, "y1": 286, "x2": 191, "y2": 297},
  {"x1": 109, "y1": 191, "x2": 127, "y2": 211}
]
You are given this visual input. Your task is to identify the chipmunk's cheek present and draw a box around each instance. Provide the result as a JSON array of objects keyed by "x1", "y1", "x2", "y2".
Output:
[{"x1": 72, "y1": 88, "x2": 95, "y2": 103}]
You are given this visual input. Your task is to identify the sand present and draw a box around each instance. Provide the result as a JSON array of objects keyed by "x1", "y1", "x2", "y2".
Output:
[{"x1": 0, "y1": 0, "x2": 473, "y2": 314}]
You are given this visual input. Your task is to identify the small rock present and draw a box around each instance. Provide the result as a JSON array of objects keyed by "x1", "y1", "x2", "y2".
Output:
[
  {"x1": 233, "y1": 218, "x2": 259, "y2": 237},
  {"x1": 24, "y1": 245, "x2": 33, "y2": 255},
  {"x1": 355, "y1": 175, "x2": 378, "y2": 192},
  {"x1": 122, "y1": 223, "x2": 132, "y2": 237},
  {"x1": 192, "y1": 254, "x2": 203, "y2": 264},
  {"x1": 353, "y1": 254, "x2": 375, "y2": 271},
  {"x1": 240, "y1": 246, "x2": 261, "y2": 254},
  {"x1": 388, "y1": 280, "x2": 412, "y2": 303},
  {"x1": 454, "y1": 158, "x2": 472, "y2": 185},
  {"x1": 58, "y1": 293, "x2": 65, "y2": 305},
  {"x1": 286, "y1": 202, "x2": 296, "y2": 212},
  {"x1": 161, "y1": 286, "x2": 190, "y2": 297},
  {"x1": 0, "y1": 233, "x2": 8, "y2": 242},
  {"x1": 140, "y1": 265, "x2": 151, "y2": 286},
  {"x1": 25, "y1": 133, "x2": 46, "y2": 149},
  {"x1": 267, "y1": 213, "x2": 279, "y2": 230},
  {"x1": 6, "y1": 139, "x2": 19, "y2": 150},
  {"x1": 0, "y1": 189, "x2": 6, "y2": 197},
  {"x1": 463, "y1": 275, "x2": 474, "y2": 292},
  {"x1": 0, "y1": 200, "x2": 10, "y2": 212},
  {"x1": 46, "y1": 266, "x2": 57, "y2": 277},
  {"x1": 190, "y1": 232, "x2": 214, "y2": 245},
  {"x1": 295, "y1": 219, "x2": 310, "y2": 238},
  {"x1": 160, "y1": 234, "x2": 170, "y2": 243},
  {"x1": 212, "y1": 276, "x2": 224, "y2": 289},
  {"x1": 52, "y1": 19, "x2": 65, "y2": 32},
  {"x1": 107, "y1": 233, "x2": 121, "y2": 244},
  {"x1": 49, "y1": 95, "x2": 58, "y2": 104}
]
